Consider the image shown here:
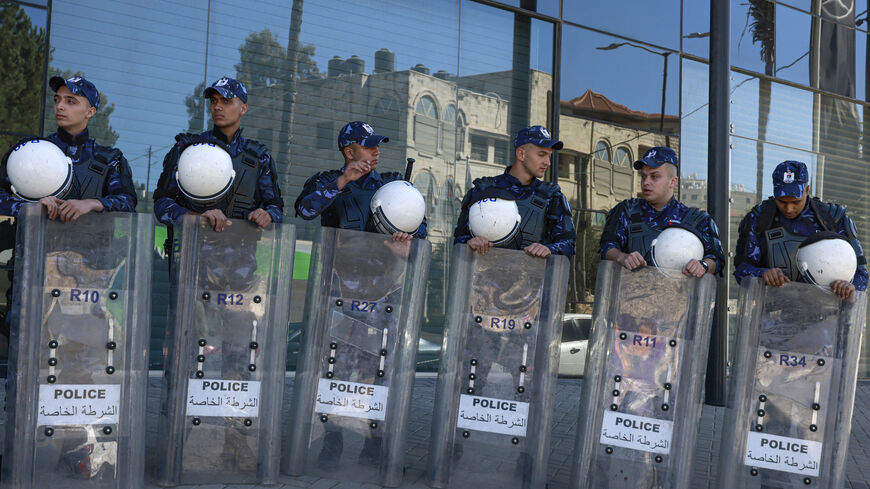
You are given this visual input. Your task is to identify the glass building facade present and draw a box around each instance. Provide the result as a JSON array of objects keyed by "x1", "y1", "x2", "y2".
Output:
[{"x1": 2, "y1": 0, "x2": 869, "y2": 375}]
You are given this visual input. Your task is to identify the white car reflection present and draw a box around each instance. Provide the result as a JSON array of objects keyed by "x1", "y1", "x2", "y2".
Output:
[{"x1": 559, "y1": 313, "x2": 592, "y2": 377}]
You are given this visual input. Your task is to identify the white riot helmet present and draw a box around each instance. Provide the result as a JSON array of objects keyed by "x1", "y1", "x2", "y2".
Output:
[
  {"x1": 176, "y1": 142, "x2": 235, "y2": 206},
  {"x1": 4, "y1": 138, "x2": 72, "y2": 201},
  {"x1": 370, "y1": 180, "x2": 426, "y2": 234},
  {"x1": 468, "y1": 197, "x2": 521, "y2": 246},
  {"x1": 650, "y1": 226, "x2": 704, "y2": 270},
  {"x1": 796, "y1": 232, "x2": 857, "y2": 288}
]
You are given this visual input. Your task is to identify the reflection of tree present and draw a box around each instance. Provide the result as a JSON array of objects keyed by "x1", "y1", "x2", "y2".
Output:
[
  {"x1": 42, "y1": 68, "x2": 120, "y2": 147},
  {"x1": 183, "y1": 28, "x2": 321, "y2": 133},
  {"x1": 0, "y1": 3, "x2": 46, "y2": 152},
  {"x1": 748, "y1": 0, "x2": 774, "y2": 202}
]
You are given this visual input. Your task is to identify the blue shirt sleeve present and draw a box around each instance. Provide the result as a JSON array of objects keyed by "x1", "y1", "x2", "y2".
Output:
[
  {"x1": 254, "y1": 152, "x2": 283, "y2": 224},
  {"x1": 543, "y1": 190, "x2": 576, "y2": 258},
  {"x1": 734, "y1": 206, "x2": 768, "y2": 283},
  {"x1": 152, "y1": 144, "x2": 191, "y2": 226},
  {"x1": 96, "y1": 151, "x2": 136, "y2": 213},
  {"x1": 452, "y1": 185, "x2": 481, "y2": 244},
  {"x1": 697, "y1": 212, "x2": 725, "y2": 275},
  {"x1": 599, "y1": 201, "x2": 629, "y2": 258},
  {"x1": 294, "y1": 171, "x2": 343, "y2": 220},
  {"x1": 837, "y1": 214, "x2": 868, "y2": 291}
]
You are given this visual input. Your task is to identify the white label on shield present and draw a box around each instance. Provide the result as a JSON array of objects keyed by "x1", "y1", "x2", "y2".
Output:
[
  {"x1": 744, "y1": 431, "x2": 822, "y2": 476},
  {"x1": 456, "y1": 394, "x2": 529, "y2": 437},
  {"x1": 38, "y1": 384, "x2": 120, "y2": 426},
  {"x1": 186, "y1": 379, "x2": 260, "y2": 417},
  {"x1": 599, "y1": 411, "x2": 673, "y2": 454},
  {"x1": 314, "y1": 379, "x2": 388, "y2": 420}
]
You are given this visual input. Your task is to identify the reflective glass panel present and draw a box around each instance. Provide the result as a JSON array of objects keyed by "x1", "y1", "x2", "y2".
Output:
[{"x1": 563, "y1": 0, "x2": 681, "y2": 50}]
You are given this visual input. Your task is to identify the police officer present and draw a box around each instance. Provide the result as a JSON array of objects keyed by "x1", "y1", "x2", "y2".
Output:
[
  {"x1": 294, "y1": 120, "x2": 427, "y2": 241},
  {"x1": 153, "y1": 76, "x2": 283, "y2": 233},
  {"x1": 0, "y1": 75, "x2": 137, "y2": 220},
  {"x1": 0, "y1": 75, "x2": 136, "y2": 361},
  {"x1": 453, "y1": 125, "x2": 575, "y2": 258},
  {"x1": 734, "y1": 160, "x2": 867, "y2": 300},
  {"x1": 600, "y1": 146, "x2": 724, "y2": 276}
]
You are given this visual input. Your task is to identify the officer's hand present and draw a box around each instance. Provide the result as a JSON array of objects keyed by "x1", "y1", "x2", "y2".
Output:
[
  {"x1": 337, "y1": 159, "x2": 374, "y2": 188},
  {"x1": 58, "y1": 199, "x2": 103, "y2": 222},
  {"x1": 682, "y1": 259, "x2": 707, "y2": 278},
  {"x1": 384, "y1": 235, "x2": 412, "y2": 258},
  {"x1": 202, "y1": 209, "x2": 231, "y2": 232},
  {"x1": 524, "y1": 243, "x2": 552, "y2": 258},
  {"x1": 762, "y1": 267, "x2": 790, "y2": 287},
  {"x1": 247, "y1": 208, "x2": 272, "y2": 228},
  {"x1": 40, "y1": 196, "x2": 63, "y2": 220},
  {"x1": 830, "y1": 280, "x2": 856, "y2": 301},
  {"x1": 467, "y1": 236, "x2": 493, "y2": 255},
  {"x1": 618, "y1": 251, "x2": 646, "y2": 270}
]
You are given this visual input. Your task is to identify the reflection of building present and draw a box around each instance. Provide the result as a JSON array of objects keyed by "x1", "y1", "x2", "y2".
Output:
[{"x1": 242, "y1": 52, "x2": 681, "y2": 317}]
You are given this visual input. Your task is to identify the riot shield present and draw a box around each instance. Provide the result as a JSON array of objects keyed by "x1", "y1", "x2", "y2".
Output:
[
  {"x1": 426, "y1": 245, "x2": 569, "y2": 489},
  {"x1": 157, "y1": 214, "x2": 295, "y2": 486},
  {"x1": 2, "y1": 203, "x2": 153, "y2": 489},
  {"x1": 282, "y1": 227, "x2": 431, "y2": 487},
  {"x1": 718, "y1": 279, "x2": 866, "y2": 488},
  {"x1": 570, "y1": 260, "x2": 717, "y2": 489}
]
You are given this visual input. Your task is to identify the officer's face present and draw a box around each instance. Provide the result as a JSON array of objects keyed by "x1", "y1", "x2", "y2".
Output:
[
  {"x1": 209, "y1": 95, "x2": 248, "y2": 129},
  {"x1": 53, "y1": 86, "x2": 95, "y2": 133},
  {"x1": 775, "y1": 186, "x2": 809, "y2": 220},
  {"x1": 640, "y1": 164, "x2": 677, "y2": 206},
  {"x1": 516, "y1": 144, "x2": 552, "y2": 178},
  {"x1": 344, "y1": 144, "x2": 380, "y2": 169}
]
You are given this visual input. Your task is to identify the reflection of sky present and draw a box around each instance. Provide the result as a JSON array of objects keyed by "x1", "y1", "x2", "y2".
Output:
[{"x1": 31, "y1": 0, "x2": 870, "y2": 196}]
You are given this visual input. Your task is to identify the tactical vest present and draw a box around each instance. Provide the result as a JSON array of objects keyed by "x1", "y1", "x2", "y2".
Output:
[
  {"x1": 476, "y1": 178, "x2": 559, "y2": 250},
  {"x1": 68, "y1": 147, "x2": 117, "y2": 200},
  {"x1": 755, "y1": 197, "x2": 850, "y2": 281},
  {"x1": 334, "y1": 185, "x2": 377, "y2": 232},
  {"x1": 224, "y1": 141, "x2": 267, "y2": 219},
  {"x1": 625, "y1": 201, "x2": 706, "y2": 262}
]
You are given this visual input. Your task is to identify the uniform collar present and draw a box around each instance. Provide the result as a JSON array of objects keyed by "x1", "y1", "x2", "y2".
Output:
[
  {"x1": 211, "y1": 126, "x2": 243, "y2": 145},
  {"x1": 643, "y1": 196, "x2": 679, "y2": 214},
  {"x1": 56, "y1": 126, "x2": 90, "y2": 146},
  {"x1": 503, "y1": 165, "x2": 539, "y2": 187}
]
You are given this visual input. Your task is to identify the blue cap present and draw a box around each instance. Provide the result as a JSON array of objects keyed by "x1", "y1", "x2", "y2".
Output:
[
  {"x1": 773, "y1": 160, "x2": 809, "y2": 198},
  {"x1": 514, "y1": 125, "x2": 563, "y2": 150},
  {"x1": 204, "y1": 77, "x2": 248, "y2": 103},
  {"x1": 338, "y1": 121, "x2": 389, "y2": 149},
  {"x1": 633, "y1": 147, "x2": 679, "y2": 170},
  {"x1": 49, "y1": 76, "x2": 100, "y2": 109}
]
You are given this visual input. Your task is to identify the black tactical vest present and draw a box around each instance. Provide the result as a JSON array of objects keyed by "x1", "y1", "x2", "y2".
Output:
[
  {"x1": 756, "y1": 197, "x2": 843, "y2": 281},
  {"x1": 625, "y1": 201, "x2": 706, "y2": 262},
  {"x1": 334, "y1": 185, "x2": 377, "y2": 231},
  {"x1": 476, "y1": 178, "x2": 559, "y2": 250},
  {"x1": 224, "y1": 141, "x2": 267, "y2": 219},
  {"x1": 68, "y1": 147, "x2": 117, "y2": 200}
]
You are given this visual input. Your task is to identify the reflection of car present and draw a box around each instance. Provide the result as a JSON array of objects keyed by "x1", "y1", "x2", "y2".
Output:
[{"x1": 559, "y1": 313, "x2": 592, "y2": 377}]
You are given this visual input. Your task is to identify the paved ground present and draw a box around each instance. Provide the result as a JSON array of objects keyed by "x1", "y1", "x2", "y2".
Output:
[
  {"x1": 137, "y1": 375, "x2": 870, "y2": 489},
  {"x1": 5, "y1": 374, "x2": 870, "y2": 488}
]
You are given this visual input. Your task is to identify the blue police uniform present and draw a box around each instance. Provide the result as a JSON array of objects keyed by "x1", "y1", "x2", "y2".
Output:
[
  {"x1": 453, "y1": 167, "x2": 576, "y2": 258},
  {"x1": 294, "y1": 168, "x2": 427, "y2": 238},
  {"x1": 0, "y1": 127, "x2": 137, "y2": 217},
  {"x1": 599, "y1": 197, "x2": 725, "y2": 272},
  {"x1": 734, "y1": 160, "x2": 867, "y2": 290},
  {"x1": 152, "y1": 126, "x2": 283, "y2": 227},
  {"x1": 734, "y1": 199, "x2": 868, "y2": 290}
]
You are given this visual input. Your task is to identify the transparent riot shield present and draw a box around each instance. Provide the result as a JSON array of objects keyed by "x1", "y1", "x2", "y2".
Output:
[
  {"x1": 426, "y1": 245, "x2": 569, "y2": 489},
  {"x1": 570, "y1": 260, "x2": 717, "y2": 489},
  {"x1": 718, "y1": 279, "x2": 866, "y2": 489},
  {"x1": 282, "y1": 227, "x2": 431, "y2": 487},
  {"x1": 2, "y1": 203, "x2": 153, "y2": 489},
  {"x1": 157, "y1": 214, "x2": 295, "y2": 486}
]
